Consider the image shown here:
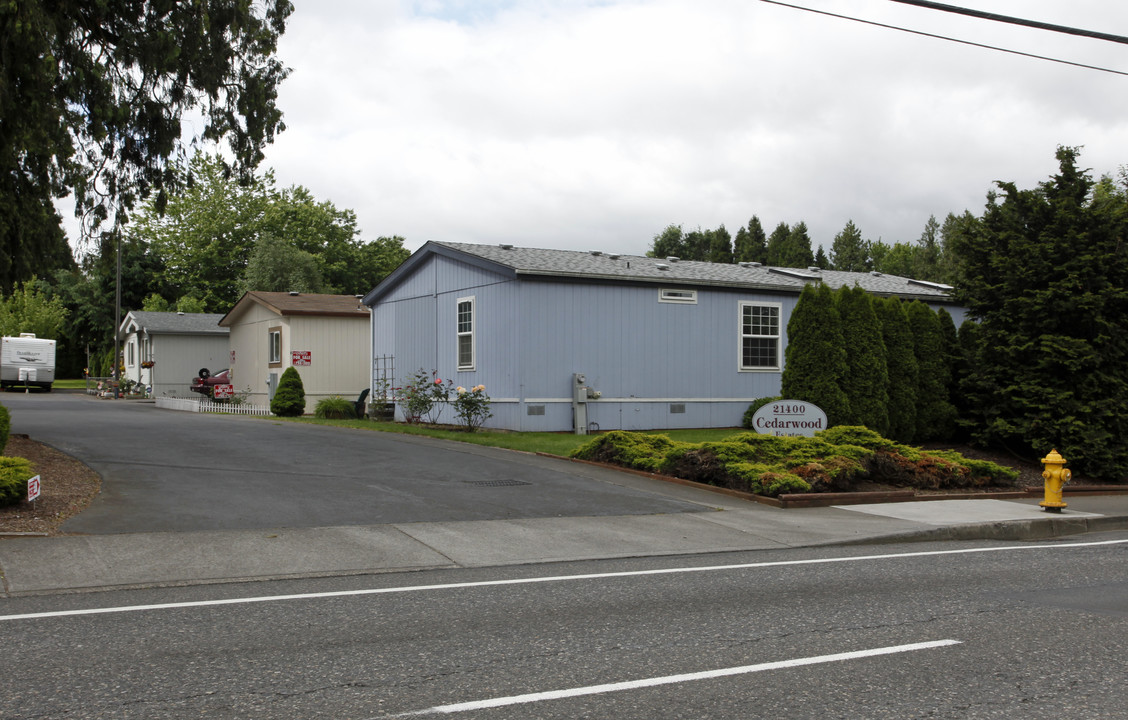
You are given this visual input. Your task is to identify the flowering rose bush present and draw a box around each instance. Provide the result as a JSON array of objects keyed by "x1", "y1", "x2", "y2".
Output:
[
  {"x1": 399, "y1": 369, "x2": 452, "y2": 423},
  {"x1": 451, "y1": 384, "x2": 492, "y2": 431}
]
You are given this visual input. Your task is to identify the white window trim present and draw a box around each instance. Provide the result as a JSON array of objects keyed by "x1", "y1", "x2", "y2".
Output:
[
  {"x1": 738, "y1": 301, "x2": 782, "y2": 372},
  {"x1": 659, "y1": 288, "x2": 698, "y2": 304},
  {"x1": 457, "y1": 295, "x2": 476, "y2": 371}
]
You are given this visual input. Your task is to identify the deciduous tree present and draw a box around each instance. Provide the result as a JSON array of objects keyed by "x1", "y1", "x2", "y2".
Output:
[{"x1": 0, "y1": 0, "x2": 292, "y2": 289}]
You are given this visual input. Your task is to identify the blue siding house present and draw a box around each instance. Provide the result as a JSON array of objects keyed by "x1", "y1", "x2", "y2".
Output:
[{"x1": 362, "y1": 242, "x2": 963, "y2": 432}]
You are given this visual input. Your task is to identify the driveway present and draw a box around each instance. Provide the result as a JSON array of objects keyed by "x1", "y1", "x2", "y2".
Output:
[{"x1": 2, "y1": 393, "x2": 701, "y2": 534}]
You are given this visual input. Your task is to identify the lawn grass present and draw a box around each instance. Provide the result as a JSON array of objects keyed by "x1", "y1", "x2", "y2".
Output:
[
  {"x1": 274, "y1": 416, "x2": 745, "y2": 456},
  {"x1": 53, "y1": 379, "x2": 89, "y2": 389}
]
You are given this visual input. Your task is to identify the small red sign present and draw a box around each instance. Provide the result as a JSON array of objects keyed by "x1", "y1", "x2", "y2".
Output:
[
  {"x1": 292, "y1": 350, "x2": 312, "y2": 366},
  {"x1": 213, "y1": 384, "x2": 235, "y2": 399},
  {"x1": 27, "y1": 475, "x2": 41, "y2": 502}
]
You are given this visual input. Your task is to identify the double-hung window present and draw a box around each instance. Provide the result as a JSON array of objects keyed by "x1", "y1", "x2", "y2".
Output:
[
  {"x1": 739, "y1": 302, "x2": 781, "y2": 371},
  {"x1": 268, "y1": 328, "x2": 282, "y2": 365},
  {"x1": 457, "y1": 296, "x2": 475, "y2": 370}
]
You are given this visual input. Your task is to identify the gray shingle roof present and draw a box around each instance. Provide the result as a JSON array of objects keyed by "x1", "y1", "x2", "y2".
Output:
[
  {"x1": 121, "y1": 311, "x2": 228, "y2": 336},
  {"x1": 429, "y1": 241, "x2": 956, "y2": 300}
]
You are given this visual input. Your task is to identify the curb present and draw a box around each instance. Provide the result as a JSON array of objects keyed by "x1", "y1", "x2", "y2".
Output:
[
  {"x1": 544, "y1": 453, "x2": 1128, "y2": 509},
  {"x1": 835, "y1": 514, "x2": 1128, "y2": 547}
]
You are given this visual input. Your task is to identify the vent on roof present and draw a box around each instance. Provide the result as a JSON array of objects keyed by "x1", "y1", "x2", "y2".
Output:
[
  {"x1": 870, "y1": 270, "x2": 883, "y2": 277},
  {"x1": 768, "y1": 267, "x2": 821, "y2": 281},
  {"x1": 608, "y1": 253, "x2": 620, "y2": 260},
  {"x1": 590, "y1": 250, "x2": 603, "y2": 256},
  {"x1": 289, "y1": 291, "x2": 300, "y2": 296},
  {"x1": 751, "y1": 261, "x2": 762, "y2": 267},
  {"x1": 666, "y1": 256, "x2": 680, "y2": 263},
  {"x1": 908, "y1": 278, "x2": 954, "y2": 291},
  {"x1": 656, "y1": 263, "x2": 670, "y2": 271},
  {"x1": 807, "y1": 266, "x2": 821, "y2": 273},
  {"x1": 738, "y1": 262, "x2": 751, "y2": 268},
  {"x1": 176, "y1": 311, "x2": 185, "y2": 316},
  {"x1": 499, "y1": 243, "x2": 514, "y2": 250}
]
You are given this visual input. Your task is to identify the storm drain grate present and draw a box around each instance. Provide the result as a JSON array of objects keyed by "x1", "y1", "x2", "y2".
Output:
[{"x1": 464, "y1": 479, "x2": 533, "y2": 487}]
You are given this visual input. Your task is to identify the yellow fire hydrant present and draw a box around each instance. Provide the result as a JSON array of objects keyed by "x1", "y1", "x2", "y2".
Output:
[{"x1": 1039, "y1": 449, "x2": 1072, "y2": 513}]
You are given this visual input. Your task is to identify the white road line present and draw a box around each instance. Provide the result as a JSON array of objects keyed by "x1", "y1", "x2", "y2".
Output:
[
  {"x1": 396, "y1": 639, "x2": 964, "y2": 715},
  {"x1": 2, "y1": 538, "x2": 1125, "y2": 622}
]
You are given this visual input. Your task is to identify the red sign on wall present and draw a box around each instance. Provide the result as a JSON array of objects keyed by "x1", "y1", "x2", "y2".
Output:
[
  {"x1": 292, "y1": 350, "x2": 311, "y2": 366},
  {"x1": 213, "y1": 384, "x2": 235, "y2": 399}
]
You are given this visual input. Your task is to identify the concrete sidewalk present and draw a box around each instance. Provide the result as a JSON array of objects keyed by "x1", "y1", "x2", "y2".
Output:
[{"x1": 3, "y1": 491, "x2": 1127, "y2": 596}]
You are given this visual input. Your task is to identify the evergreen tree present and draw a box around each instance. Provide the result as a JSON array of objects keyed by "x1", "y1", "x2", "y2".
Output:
[
  {"x1": 874, "y1": 297, "x2": 918, "y2": 442},
  {"x1": 780, "y1": 283, "x2": 849, "y2": 425},
  {"x1": 814, "y1": 245, "x2": 829, "y2": 269},
  {"x1": 270, "y1": 366, "x2": 306, "y2": 417},
  {"x1": 829, "y1": 220, "x2": 870, "y2": 271},
  {"x1": 954, "y1": 318, "x2": 984, "y2": 440},
  {"x1": 707, "y1": 225, "x2": 733, "y2": 264},
  {"x1": 915, "y1": 215, "x2": 942, "y2": 280},
  {"x1": 906, "y1": 301, "x2": 956, "y2": 440},
  {"x1": 733, "y1": 216, "x2": 768, "y2": 263},
  {"x1": 836, "y1": 285, "x2": 889, "y2": 434},
  {"x1": 935, "y1": 307, "x2": 961, "y2": 425},
  {"x1": 952, "y1": 147, "x2": 1128, "y2": 478},
  {"x1": 778, "y1": 221, "x2": 815, "y2": 268},
  {"x1": 765, "y1": 222, "x2": 790, "y2": 266}
]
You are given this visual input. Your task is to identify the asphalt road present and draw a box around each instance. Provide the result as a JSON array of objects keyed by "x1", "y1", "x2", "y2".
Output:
[
  {"x1": 2, "y1": 535, "x2": 1127, "y2": 719},
  {"x1": 2, "y1": 393, "x2": 701, "y2": 533}
]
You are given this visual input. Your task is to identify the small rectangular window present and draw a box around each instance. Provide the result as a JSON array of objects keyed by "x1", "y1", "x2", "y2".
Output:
[
  {"x1": 457, "y1": 296, "x2": 475, "y2": 370},
  {"x1": 268, "y1": 328, "x2": 282, "y2": 365},
  {"x1": 659, "y1": 288, "x2": 697, "y2": 304},
  {"x1": 739, "y1": 302, "x2": 781, "y2": 371},
  {"x1": 127, "y1": 342, "x2": 135, "y2": 366}
]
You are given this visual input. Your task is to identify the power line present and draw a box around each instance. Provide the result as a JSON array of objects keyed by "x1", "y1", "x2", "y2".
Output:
[
  {"x1": 757, "y1": 0, "x2": 1128, "y2": 77},
  {"x1": 888, "y1": 0, "x2": 1128, "y2": 45}
]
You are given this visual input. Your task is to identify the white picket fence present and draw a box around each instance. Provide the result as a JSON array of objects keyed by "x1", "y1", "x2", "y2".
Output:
[{"x1": 156, "y1": 396, "x2": 273, "y2": 417}]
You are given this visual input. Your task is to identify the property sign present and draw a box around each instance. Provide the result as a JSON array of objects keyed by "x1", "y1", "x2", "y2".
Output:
[
  {"x1": 27, "y1": 475, "x2": 40, "y2": 502},
  {"x1": 751, "y1": 400, "x2": 828, "y2": 437},
  {"x1": 213, "y1": 384, "x2": 235, "y2": 399},
  {"x1": 292, "y1": 350, "x2": 311, "y2": 366}
]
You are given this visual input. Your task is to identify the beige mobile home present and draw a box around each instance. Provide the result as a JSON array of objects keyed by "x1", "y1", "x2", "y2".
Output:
[{"x1": 220, "y1": 291, "x2": 370, "y2": 414}]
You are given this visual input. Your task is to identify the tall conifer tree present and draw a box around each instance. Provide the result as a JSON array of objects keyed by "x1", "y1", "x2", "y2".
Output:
[
  {"x1": 836, "y1": 285, "x2": 889, "y2": 434},
  {"x1": 781, "y1": 283, "x2": 849, "y2": 425}
]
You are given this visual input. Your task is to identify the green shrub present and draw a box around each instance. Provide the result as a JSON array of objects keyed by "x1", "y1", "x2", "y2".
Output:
[
  {"x1": 270, "y1": 367, "x2": 306, "y2": 417},
  {"x1": 570, "y1": 431, "x2": 679, "y2": 473},
  {"x1": 741, "y1": 396, "x2": 781, "y2": 429},
  {"x1": 0, "y1": 456, "x2": 33, "y2": 507},
  {"x1": 570, "y1": 427, "x2": 1020, "y2": 498},
  {"x1": 314, "y1": 395, "x2": 356, "y2": 419},
  {"x1": 0, "y1": 402, "x2": 9, "y2": 455}
]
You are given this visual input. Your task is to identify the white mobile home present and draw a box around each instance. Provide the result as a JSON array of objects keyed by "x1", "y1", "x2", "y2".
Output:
[
  {"x1": 362, "y1": 242, "x2": 965, "y2": 432},
  {"x1": 117, "y1": 311, "x2": 229, "y2": 397}
]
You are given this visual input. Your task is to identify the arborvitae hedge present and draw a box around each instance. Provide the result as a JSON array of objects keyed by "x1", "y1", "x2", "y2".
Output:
[
  {"x1": 780, "y1": 283, "x2": 849, "y2": 425},
  {"x1": 270, "y1": 367, "x2": 306, "y2": 417},
  {"x1": 875, "y1": 297, "x2": 918, "y2": 443},
  {"x1": 836, "y1": 285, "x2": 889, "y2": 435},
  {"x1": 906, "y1": 301, "x2": 957, "y2": 440}
]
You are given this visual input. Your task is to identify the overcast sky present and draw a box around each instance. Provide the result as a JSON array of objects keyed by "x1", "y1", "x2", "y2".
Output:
[{"x1": 132, "y1": 1, "x2": 1128, "y2": 257}]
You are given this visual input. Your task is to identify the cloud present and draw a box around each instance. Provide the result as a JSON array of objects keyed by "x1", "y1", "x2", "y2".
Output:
[{"x1": 256, "y1": 0, "x2": 1128, "y2": 254}]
